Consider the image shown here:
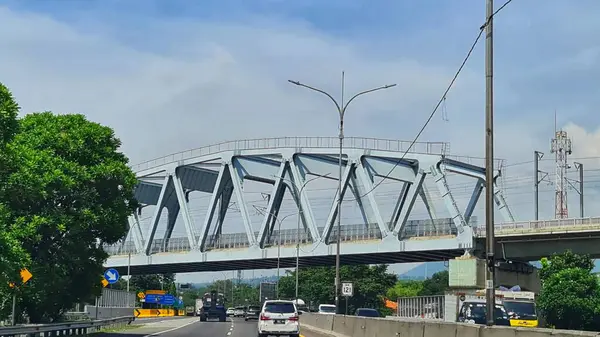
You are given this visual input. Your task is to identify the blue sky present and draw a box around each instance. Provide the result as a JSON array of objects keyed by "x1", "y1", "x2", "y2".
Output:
[{"x1": 2, "y1": 0, "x2": 600, "y2": 282}]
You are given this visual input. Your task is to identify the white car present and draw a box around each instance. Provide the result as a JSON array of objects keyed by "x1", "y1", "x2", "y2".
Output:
[
  {"x1": 234, "y1": 307, "x2": 246, "y2": 317},
  {"x1": 318, "y1": 304, "x2": 336, "y2": 315},
  {"x1": 257, "y1": 300, "x2": 300, "y2": 337},
  {"x1": 226, "y1": 308, "x2": 235, "y2": 316}
]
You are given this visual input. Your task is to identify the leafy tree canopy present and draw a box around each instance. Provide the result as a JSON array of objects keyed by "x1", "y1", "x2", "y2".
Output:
[
  {"x1": 418, "y1": 270, "x2": 449, "y2": 296},
  {"x1": 539, "y1": 250, "x2": 594, "y2": 282},
  {"x1": 0, "y1": 110, "x2": 138, "y2": 322},
  {"x1": 387, "y1": 280, "x2": 423, "y2": 300},
  {"x1": 278, "y1": 265, "x2": 397, "y2": 315},
  {"x1": 538, "y1": 251, "x2": 600, "y2": 331}
]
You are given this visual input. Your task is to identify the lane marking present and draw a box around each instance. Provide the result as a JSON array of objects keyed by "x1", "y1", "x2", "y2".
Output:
[{"x1": 142, "y1": 319, "x2": 197, "y2": 337}]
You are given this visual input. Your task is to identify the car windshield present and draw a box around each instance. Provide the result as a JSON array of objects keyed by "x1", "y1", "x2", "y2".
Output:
[
  {"x1": 356, "y1": 309, "x2": 379, "y2": 317},
  {"x1": 320, "y1": 305, "x2": 336, "y2": 313},
  {"x1": 464, "y1": 303, "x2": 507, "y2": 319},
  {"x1": 503, "y1": 301, "x2": 537, "y2": 318},
  {"x1": 264, "y1": 302, "x2": 296, "y2": 314},
  {"x1": 249, "y1": 306, "x2": 261, "y2": 311}
]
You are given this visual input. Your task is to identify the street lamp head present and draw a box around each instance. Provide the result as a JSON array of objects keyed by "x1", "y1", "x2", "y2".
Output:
[{"x1": 288, "y1": 80, "x2": 301, "y2": 86}]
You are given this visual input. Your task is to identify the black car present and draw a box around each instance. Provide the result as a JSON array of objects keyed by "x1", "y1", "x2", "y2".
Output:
[
  {"x1": 457, "y1": 301, "x2": 510, "y2": 326},
  {"x1": 355, "y1": 308, "x2": 380, "y2": 317},
  {"x1": 244, "y1": 305, "x2": 261, "y2": 321}
]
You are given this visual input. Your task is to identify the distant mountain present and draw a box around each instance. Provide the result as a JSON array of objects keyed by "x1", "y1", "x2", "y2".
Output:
[{"x1": 398, "y1": 262, "x2": 448, "y2": 280}]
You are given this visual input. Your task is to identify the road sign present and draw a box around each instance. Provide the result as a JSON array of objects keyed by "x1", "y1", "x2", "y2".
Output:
[
  {"x1": 144, "y1": 294, "x2": 161, "y2": 303},
  {"x1": 138, "y1": 292, "x2": 145, "y2": 299},
  {"x1": 146, "y1": 289, "x2": 166, "y2": 295},
  {"x1": 101, "y1": 279, "x2": 109, "y2": 287},
  {"x1": 342, "y1": 282, "x2": 353, "y2": 297},
  {"x1": 160, "y1": 294, "x2": 175, "y2": 305},
  {"x1": 9, "y1": 268, "x2": 33, "y2": 288},
  {"x1": 104, "y1": 268, "x2": 119, "y2": 284}
]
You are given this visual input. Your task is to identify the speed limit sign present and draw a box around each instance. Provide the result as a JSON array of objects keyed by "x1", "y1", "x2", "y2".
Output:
[{"x1": 342, "y1": 282, "x2": 353, "y2": 297}]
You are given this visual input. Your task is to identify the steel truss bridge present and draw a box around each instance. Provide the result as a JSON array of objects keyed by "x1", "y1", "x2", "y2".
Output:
[{"x1": 104, "y1": 136, "x2": 520, "y2": 274}]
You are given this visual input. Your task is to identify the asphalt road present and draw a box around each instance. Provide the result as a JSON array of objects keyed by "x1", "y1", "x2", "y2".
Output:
[{"x1": 97, "y1": 316, "x2": 307, "y2": 337}]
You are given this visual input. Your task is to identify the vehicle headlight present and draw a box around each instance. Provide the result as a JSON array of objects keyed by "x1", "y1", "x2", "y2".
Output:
[{"x1": 466, "y1": 319, "x2": 476, "y2": 324}]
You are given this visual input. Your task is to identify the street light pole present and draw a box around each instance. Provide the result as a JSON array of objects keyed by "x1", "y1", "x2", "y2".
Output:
[
  {"x1": 484, "y1": 0, "x2": 496, "y2": 326},
  {"x1": 288, "y1": 74, "x2": 396, "y2": 313}
]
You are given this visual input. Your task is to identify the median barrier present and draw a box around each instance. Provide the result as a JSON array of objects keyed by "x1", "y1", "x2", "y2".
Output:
[{"x1": 299, "y1": 313, "x2": 600, "y2": 337}]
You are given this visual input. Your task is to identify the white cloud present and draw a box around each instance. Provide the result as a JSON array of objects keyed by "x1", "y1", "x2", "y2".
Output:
[{"x1": 2, "y1": 1, "x2": 600, "y2": 281}]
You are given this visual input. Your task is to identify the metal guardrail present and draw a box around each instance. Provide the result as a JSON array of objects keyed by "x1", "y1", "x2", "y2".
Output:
[
  {"x1": 0, "y1": 316, "x2": 134, "y2": 337},
  {"x1": 129, "y1": 136, "x2": 450, "y2": 172},
  {"x1": 475, "y1": 216, "x2": 600, "y2": 236},
  {"x1": 104, "y1": 218, "x2": 461, "y2": 255}
]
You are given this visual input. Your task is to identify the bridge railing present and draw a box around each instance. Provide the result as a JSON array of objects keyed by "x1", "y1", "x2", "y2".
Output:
[
  {"x1": 104, "y1": 218, "x2": 461, "y2": 256},
  {"x1": 130, "y1": 136, "x2": 449, "y2": 172},
  {"x1": 475, "y1": 216, "x2": 600, "y2": 236}
]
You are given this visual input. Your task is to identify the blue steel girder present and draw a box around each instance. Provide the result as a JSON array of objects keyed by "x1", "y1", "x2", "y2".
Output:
[
  {"x1": 441, "y1": 158, "x2": 515, "y2": 223},
  {"x1": 143, "y1": 175, "x2": 173, "y2": 255},
  {"x1": 393, "y1": 170, "x2": 426, "y2": 237},
  {"x1": 257, "y1": 160, "x2": 289, "y2": 248},
  {"x1": 323, "y1": 161, "x2": 355, "y2": 244},
  {"x1": 289, "y1": 155, "x2": 320, "y2": 242},
  {"x1": 122, "y1": 142, "x2": 516, "y2": 259}
]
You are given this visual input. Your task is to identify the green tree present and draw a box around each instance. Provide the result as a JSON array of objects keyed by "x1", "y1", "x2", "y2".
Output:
[
  {"x1": 418, "y1": 270, "x2": 449, "y2": 296},
  {"x1": 278, "y1": 265, "x2": 397, "y2": 314},
  {"x1": 0, "y1": 112, "x2": 138, "y2": 322},
  {"x1": 0, "y1": 83, "x2": 35, "y2": 320},
  {"x1": 538, "y1": 251, "x2": 600, "y2": 331},
  {"x1": 386, "y1": 280, "x2": 423, "y2": 300},
  {"x1": 129, "y1": 274, "x2": 176, "y2": 293}
]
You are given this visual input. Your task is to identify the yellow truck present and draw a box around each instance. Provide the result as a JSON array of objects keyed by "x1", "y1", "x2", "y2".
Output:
[{"x1": 472, "y1": 289, "x2": 538, "y2": 327}]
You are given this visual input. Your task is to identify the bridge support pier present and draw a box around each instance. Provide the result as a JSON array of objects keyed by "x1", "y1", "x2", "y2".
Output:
[{"x1": 448, "y1": 257, "x2": 540, "y2": 293}]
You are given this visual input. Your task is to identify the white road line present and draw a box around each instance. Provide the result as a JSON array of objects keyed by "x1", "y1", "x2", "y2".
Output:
[{"x1": 143, "y1": 320, "x2": 197, "y2": 337}]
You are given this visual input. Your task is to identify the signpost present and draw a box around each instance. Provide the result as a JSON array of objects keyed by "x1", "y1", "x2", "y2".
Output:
[
  {"x1": 341, "y1": 282, "x2": 353, "y2": 315},
  {"x1": 103, "y1": 268, "x2": 120, "y2": 284},
  {"x1": 10, "y1": 268, "x2": 33, "y2": 326}
]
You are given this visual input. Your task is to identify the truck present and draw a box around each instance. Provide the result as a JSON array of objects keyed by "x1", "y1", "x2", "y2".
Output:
[
  {"x1": 396, "y1": 289, "x2": 538, "y2": 327},
  {"x1": 198, "y1": 291, "x2": 227, "y2": 322}
]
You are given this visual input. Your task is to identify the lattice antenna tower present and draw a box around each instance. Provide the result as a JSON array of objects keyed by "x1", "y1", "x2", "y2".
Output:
[{"x1": 550, "y1": 118, "x2": 572, "y2": 219}]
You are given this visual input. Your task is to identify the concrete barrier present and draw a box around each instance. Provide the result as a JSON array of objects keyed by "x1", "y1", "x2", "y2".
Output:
[
  {"x1": 85, "y1": 306, "x2": 136, "y2": 319},
  {"x1": 299, "y1": 313, "x2": 600, "y2": 337}
]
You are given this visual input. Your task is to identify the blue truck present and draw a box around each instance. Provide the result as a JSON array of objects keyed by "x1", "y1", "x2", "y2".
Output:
[{"x1": 198, "y1": 291, "x2": 227, "y2": 322}]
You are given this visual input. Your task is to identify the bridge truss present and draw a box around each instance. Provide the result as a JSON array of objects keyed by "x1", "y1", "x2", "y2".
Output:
[{"x1": 103, "y1": 137, "x2": 514, "y2": 274}]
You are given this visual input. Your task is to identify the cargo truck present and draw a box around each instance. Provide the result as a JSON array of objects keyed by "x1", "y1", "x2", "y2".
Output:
[{"x1": 198, "y1": 291, "x2": 227, "y2": 322}]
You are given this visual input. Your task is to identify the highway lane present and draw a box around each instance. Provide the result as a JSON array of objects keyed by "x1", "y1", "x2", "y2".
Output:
[{"x1": 98, "y1": 316, "x2": 308, "y2": 337}]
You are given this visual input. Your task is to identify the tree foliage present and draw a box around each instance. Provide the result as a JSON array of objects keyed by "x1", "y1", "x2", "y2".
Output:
[
  {"x1": 387, "y1": 280, "x2": 423, "y2": 300},
  {"x1": 418, "y1": 270, "x2": 449, "y2": 296},
  {"x1": 538, "y1": 251, "x2": 600, "y2": 331},
  {"x1": 278, "y1": 265, "x2": 397, "y2": 314},
  {"x1": 0, "y1": 108, "x2": 138, "y2": 322},
  {"x1": 0, "y1": 83, "x2": 34, "y2": 318}
]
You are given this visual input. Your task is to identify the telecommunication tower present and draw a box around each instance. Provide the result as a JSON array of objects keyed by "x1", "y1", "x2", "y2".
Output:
[{"x1": 550, "y1": 128, "x2": 572, "y2": 219}]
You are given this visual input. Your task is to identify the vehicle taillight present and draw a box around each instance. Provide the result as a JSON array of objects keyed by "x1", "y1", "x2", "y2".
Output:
[
  {"x1": 288, "y1": 315, "x2": 299, "y2": 321},
  {"x1": 260, "y1": 314, "x2": 270, "y2": 320}
]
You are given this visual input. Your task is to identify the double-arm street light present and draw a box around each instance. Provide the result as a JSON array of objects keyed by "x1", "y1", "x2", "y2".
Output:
[{"x1": 288, "y1": 74, "x2": 396, "y2": 312}]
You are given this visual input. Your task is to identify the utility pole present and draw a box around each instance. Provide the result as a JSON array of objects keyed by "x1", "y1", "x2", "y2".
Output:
[
  {"x1": 484, "y1": 0, "x2": 496, "y2": 326},
  {"x1": 574, "y1": 162, "x2": 584, "y2": 217},
  {"x1": 534, "y1": 151, "x2": 543, "y2": 220}
]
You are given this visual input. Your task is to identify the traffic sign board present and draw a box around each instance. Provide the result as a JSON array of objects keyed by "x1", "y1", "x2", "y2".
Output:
[
  {"x1": 138, "y1": 292, "x2": 145, "y2": 299},
  {"x1": 104, "y1": 268, "x2": 119, "y2": 284},
  {"x1": 101, "y1": 278, "x2": 109, "y2": 287},
  {"x1": 342, "y1": 282, "x2": 353, "y2": 297}
]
